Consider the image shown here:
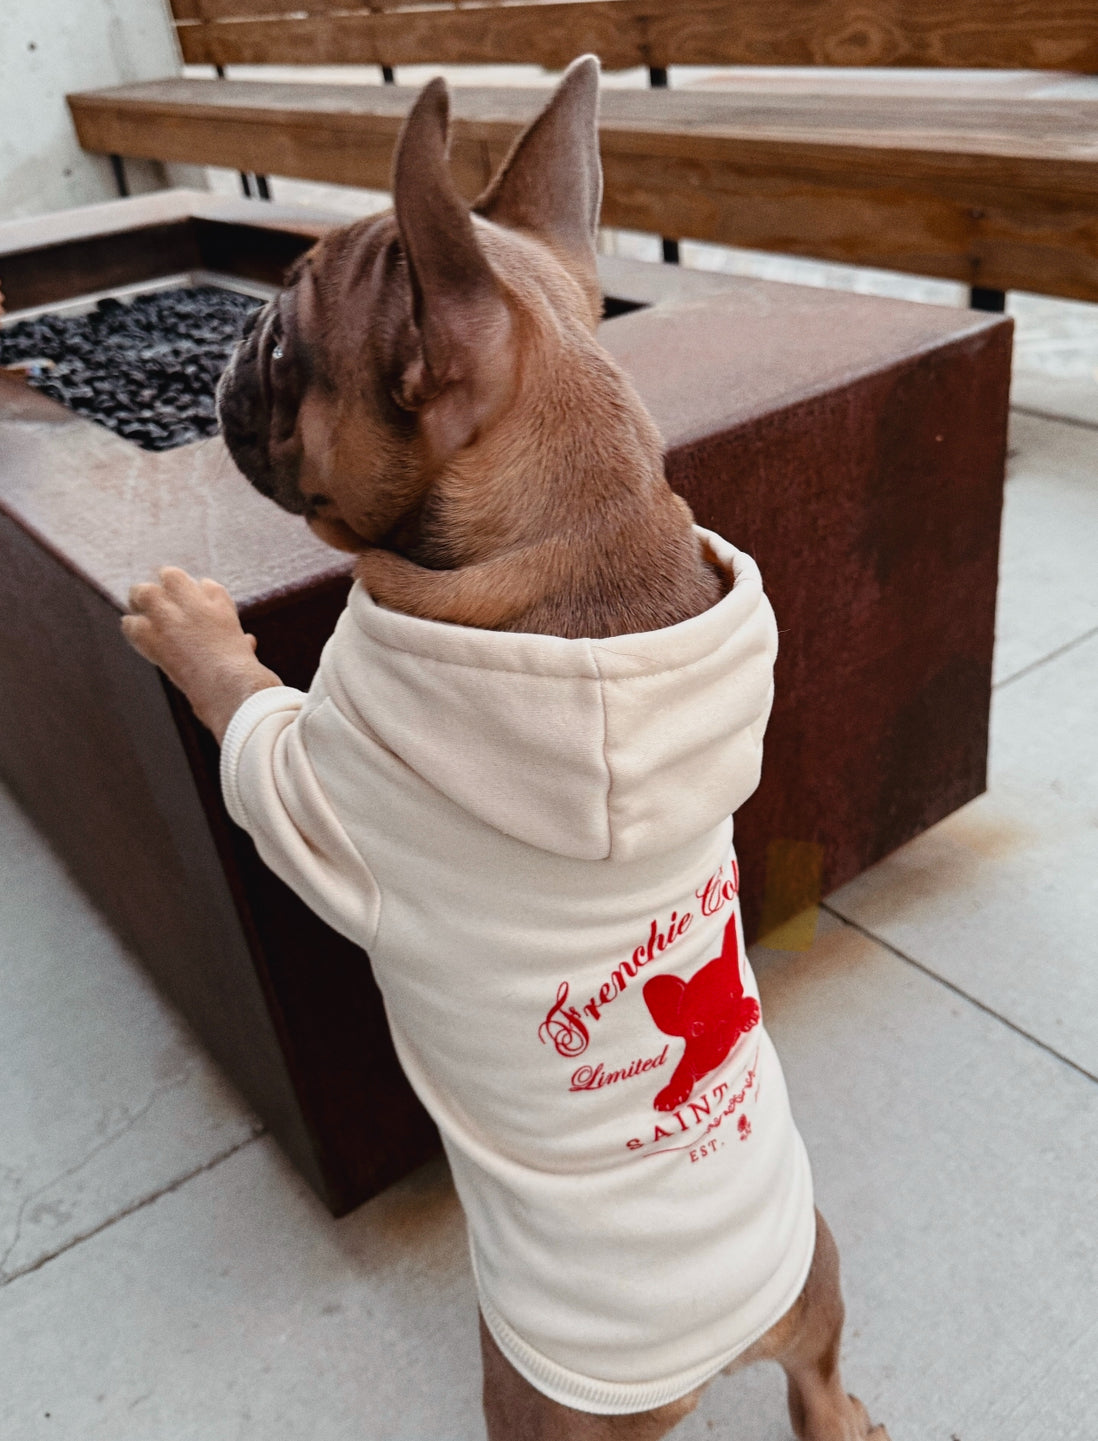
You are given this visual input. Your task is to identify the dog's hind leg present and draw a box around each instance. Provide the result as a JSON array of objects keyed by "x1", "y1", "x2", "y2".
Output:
[
  {"x1": 477, "y1": 1209, "x2": 889, "y2": 1441},
  {"x1": 742, "y1": 1210, "x2": 890, "y2": 1441},
  {"x1": 479, "y1": 1315, "x2": 701, "y2": 1441}
]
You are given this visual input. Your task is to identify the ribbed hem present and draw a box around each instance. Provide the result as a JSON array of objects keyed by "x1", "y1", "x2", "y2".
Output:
[
  {"x1": 219, "y1": 685, "x2": 307, "y2": 829},
  {"x1": 472, "y1": 1207, "x2": 817, "y2": 1416}
]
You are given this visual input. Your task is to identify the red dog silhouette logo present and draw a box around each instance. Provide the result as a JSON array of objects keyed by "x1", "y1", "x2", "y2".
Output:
[{"x1": 642, "y1": 913, "x2": 760, "y2": 1112}]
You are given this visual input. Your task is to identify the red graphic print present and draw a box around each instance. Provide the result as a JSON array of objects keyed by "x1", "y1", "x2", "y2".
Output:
[{"x1": 642, "y1": 913, "x2": 760, "y2": 1113}]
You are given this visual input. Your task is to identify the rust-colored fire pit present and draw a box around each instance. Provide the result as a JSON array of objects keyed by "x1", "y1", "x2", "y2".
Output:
[{"x1": 0, "y1": 191, "x2": 1011, "y2": 1215}]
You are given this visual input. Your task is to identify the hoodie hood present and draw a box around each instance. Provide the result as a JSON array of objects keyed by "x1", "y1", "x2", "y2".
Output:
[{"x1": 318, "y1": 527, "x2": 778, "y2": 862}]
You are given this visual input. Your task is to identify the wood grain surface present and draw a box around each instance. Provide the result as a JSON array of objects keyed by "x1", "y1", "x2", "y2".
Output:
[
  {"x1": 68, "y1": 79, "x2": 1098, "y2": 300},
  {"x1": 68, "y1": 80, "x2": 1098, "y2": 168},
  {"x1": 168, "y1": 0, "x2": 1098, "y2": 72},
  {"x1": 170, "y1": 0, "x2": 508, "y2": 18}
]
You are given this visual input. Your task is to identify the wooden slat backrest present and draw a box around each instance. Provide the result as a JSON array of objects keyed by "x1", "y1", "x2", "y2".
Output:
[
  {"x1": 170, "y1": 0, "x2": 488, "y2": 16},
  {"x1": 167, "y1": 1, "x2": 1098, "y2": 74}
]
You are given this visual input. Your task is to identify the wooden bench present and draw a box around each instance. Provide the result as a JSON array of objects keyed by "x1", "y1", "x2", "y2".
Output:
[{"x1": 66, "y1": 1, "x2": 1098, "y2": 306}]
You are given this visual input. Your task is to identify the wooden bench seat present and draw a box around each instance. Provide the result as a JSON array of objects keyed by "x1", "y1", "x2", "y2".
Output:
[
  {"x1": 69, "y1": 73, "x2": 1098, "y2": 302},
  {"x1": 66, "y1": 1, "x2": 1098, "y2": 301}
]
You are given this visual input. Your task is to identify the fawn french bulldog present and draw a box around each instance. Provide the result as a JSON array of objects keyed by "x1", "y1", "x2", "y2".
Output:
[{"x1": 123, "y1": 57, "x2": 888, "y2": 1441}]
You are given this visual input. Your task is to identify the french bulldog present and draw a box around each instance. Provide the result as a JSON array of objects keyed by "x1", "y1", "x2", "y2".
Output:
[{"x1": 124, "y1": 57, "x2": 888, "y2": 1441}]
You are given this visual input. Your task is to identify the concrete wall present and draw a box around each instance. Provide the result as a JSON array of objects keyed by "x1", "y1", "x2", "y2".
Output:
[{"x1": 0, "y1": 0, "x2": 192, "y2": 221}]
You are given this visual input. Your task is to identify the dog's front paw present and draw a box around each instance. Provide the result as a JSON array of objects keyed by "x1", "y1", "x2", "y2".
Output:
[
  {"x1": 123, "y1": 567, "x2": 281, "y2": 739},
  {"x1": 124, "y1": 568, "x2": 248, "y2": 675}
]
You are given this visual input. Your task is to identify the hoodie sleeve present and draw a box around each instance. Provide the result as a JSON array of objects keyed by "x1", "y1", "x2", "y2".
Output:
[{"x1": 220, "y1": 685, "x2": 381, "y2": 949}]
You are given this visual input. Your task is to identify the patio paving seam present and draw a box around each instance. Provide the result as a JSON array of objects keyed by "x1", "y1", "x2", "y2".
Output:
[
  {"x1": 0, "y1": 1131, "x2": 264, "y2": 1292},
  {"x1": 1010, "y1": 404, "x2": 1098, "y2": 434},
  {"x1": 1, "y1": 1074, "x2": 192, "y2": 1284},
  {"x1": 819, "y1": 904, "x2": 1098, "y2": 1088},
  {"x1": 992, "y1": 620, "x2": 1098, "y2": 691}
]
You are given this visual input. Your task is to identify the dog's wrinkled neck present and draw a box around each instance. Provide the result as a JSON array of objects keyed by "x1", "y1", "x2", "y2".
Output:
[
  {"x1": 406, "y1": 327, "x2": 666, "y2": 568},
  {"x1": 374, "y1": 497, "x2": 440, "y2": 566},
  {"x1": 351, "y1": 325, "x2": 728, "y2": 638}
]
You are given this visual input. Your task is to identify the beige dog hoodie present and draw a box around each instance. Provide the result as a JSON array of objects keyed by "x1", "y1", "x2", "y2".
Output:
[{"x1": 220, "y1": 526, "x2": 815, "y2": 1414}]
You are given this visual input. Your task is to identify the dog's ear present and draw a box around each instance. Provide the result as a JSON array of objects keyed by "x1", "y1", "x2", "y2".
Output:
[
  {"x1": 474, "y1": 55, "x2": 602, "y2": 305},
  {"x1": 391, "y1": 77, "x2": 513, "y2": 459}
]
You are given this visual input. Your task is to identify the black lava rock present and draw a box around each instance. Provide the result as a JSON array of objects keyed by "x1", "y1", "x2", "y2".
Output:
[{"x1": 0, "y1": 285, "x2": 263, "y2": 452}]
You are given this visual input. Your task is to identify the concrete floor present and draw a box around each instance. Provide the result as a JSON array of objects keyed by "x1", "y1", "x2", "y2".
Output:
[{"x1": 2, "y1": 194, "x2": 1097, "y2": 1435}]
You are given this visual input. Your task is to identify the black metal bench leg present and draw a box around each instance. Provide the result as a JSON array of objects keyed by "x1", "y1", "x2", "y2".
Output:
[
  {"x1": 970, "y1": 287, "x2": 1007, "y2": 312},
  {"x1": 381, "y1": 65, "x2": 396, "y2": 84},
  {"x1": 648, "y1": 67, "x2": 679, "y2": 264},
  {"x1": 109, "y1": 153, "x2": 129, "y2": 198},
  {"x1": 213, "y1": 65, "x2": 268, "y2": 201}
]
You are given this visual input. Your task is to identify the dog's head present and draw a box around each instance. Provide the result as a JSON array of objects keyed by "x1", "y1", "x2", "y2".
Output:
[{"x1": 217, "y1": 57, "x2": 603, "y2": 558}]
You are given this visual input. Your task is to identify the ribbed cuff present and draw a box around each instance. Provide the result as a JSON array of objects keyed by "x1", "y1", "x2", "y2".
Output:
[
  {"x1": 219, "y1": 684, "x2": 307, "y2": 829},
  {"x1": 471, "y1": 1196, "x2": 817, "y2": 1416}
]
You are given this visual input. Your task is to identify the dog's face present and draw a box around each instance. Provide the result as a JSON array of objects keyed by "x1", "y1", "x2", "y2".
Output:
[
  {"x1": 217, "y1": 59, "x2": 604, "y2": 559},
  {"x1": 218, "y1": 214, "x2": 435, "y2": 554}
]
